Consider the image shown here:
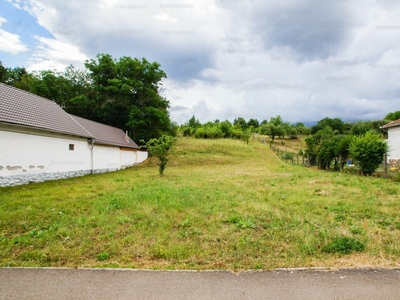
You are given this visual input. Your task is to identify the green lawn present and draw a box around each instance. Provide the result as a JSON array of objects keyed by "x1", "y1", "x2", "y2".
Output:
[{"x1": 0, "y1": 138, "x2": 399, "y2": 270}]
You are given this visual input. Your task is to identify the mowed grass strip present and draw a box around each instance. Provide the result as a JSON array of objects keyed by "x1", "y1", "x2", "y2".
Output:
[{"x1": 0, "y1": 138, "x2": 400, "y2": 270}]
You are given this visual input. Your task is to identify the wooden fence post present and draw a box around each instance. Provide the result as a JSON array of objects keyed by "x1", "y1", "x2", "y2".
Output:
[{"x1": 384, "y1": 153, "x2": 387, "y2": 178}]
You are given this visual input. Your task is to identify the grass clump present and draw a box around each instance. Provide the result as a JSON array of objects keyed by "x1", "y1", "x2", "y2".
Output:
[
  {"x1": 322, "y1": 237, "x2": 366, "y2": 254},
  {"x1": 227, "y1": 216, "x2": 256, "y2": 229},
  {"x1": 97, "y1": 252, "x2": 110, "y2": 261}
]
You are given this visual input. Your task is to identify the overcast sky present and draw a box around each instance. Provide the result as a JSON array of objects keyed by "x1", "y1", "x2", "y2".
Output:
[{"x1": 0, "y1": 0, "x2": 399, "y2": 124}]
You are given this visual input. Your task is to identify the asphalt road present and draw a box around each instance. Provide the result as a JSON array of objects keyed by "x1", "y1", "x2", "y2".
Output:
[{"x1": 1, "y1": 268, "x2": 400, "y2": 299}]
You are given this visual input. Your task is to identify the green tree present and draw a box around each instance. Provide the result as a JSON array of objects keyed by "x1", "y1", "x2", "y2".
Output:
[
  {"x1": 350, "y1": 121, "x2": 374, "y2": 136},
  {"x1": 247, "y1": 118, "x2": 259, "y2": 129},
  {"x1": 84, "y1": 54, "x2": 172, "y2": 142},
  {"x1": 311, "y1": 117, "x2": 345, "y2": 134},
  {"x1": 3, "y1": 66, "x2": 28, "y2": 86},
  {"x1": 261, "y1": 123, "x2": 285, "y2": 141},
  {"x1": 219, "y1": 120, "x2": 233, "y2": 138},
  {"x1": 258, "y1": 115, "x2": 285, "y2": 141},
  {"x1": 349, "y1": 131, "x2": 388, "y2": 175},
  {"x1": 270, "y1": 115, "x2": 283, "y2": 126},
  {"x1": 0, "y1": 61, "x2": 7, "y2": 83},
  {"x1": 233, "y1": 117, "x2": 248, "y2": 130},
  {"x1": 295, "y1": 122, "x2": 311, "y2": 136},
  {"x1": 187, "y1": 115, "x2": 201, "y2": 129},
  {"x1": 242, "y1": 129, "x2": 251, "y2": 144},
  {"x1": 384, "y1": 111, "x2": 400, "y2": 122},
  {"x1": 141, "y1": 135, "x2": 176, "y2": 175}
]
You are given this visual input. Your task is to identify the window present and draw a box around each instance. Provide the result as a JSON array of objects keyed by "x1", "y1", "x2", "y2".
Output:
[{"x1": 69, "y1": 144, "x2": 74, "y2": 151}]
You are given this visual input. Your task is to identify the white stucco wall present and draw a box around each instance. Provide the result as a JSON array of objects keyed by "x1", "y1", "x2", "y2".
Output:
[
  {"x1": 136, "y1": 150, "x2": 148, "y2": 164},
  {"x1": 0, "y1": 124, "x2": 148, "y2": 186},
  {"x1": 120, "y1": 149, "x2": 148, "y2": 167},
  {"x1": 120, "y1": 149, "x2": 136, "y2": 167},
  {"x1": 92, "y1": 144, "x2": 121, "y2": 170},
  {"x1": 0, "y1": 124, "x2": 91, "y2": 176},
  {"x1": 387, "y1": 126, "x2": 400, "y2": 161}
]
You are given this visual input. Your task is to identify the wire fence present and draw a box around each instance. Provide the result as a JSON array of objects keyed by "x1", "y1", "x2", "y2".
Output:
[
  {"x1": 264, "y1": 138, "x2": 399, "y2": 179},
  {"x1": 269, "y1": 143, "x2": 309, "y2": 166}
]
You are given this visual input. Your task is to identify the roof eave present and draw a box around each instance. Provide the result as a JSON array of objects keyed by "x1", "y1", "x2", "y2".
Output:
[{"x1": 0, "y1": 121, "x2": 93, "y2": 139}]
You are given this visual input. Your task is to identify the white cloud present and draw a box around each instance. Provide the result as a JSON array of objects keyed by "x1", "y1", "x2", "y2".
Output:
[
  {"x1": 154, "y1": 13, "x2": 178, "y2": 23},
  {"x1": 0, "y1": 17, "x2": 29, "y2": 54},
  {"x1": 27, "y1": 36, "x2": 87, "y2": 71}
]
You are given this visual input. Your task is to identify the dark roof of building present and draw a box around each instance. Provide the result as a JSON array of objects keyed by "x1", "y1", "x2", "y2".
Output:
[
  {"x1": 0, "y1": 83, "x2": 92, "y2": 138},
  {"x1": 0, "y1": 83, "x2": 139, "y2": 149},
  {"x1": 71, "y1": 115, "x2": 139, "y2": 149},
  {"x1": 381, "y1": 119, "x2": 400, "y2": 129}
]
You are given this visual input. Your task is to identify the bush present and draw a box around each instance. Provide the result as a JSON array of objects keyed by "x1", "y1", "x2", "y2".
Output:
[
  {"x1": 322, "y1": 237, "x2": 366, "y2": 254},
  {"x1": 97, "y1": 252, "x2": 110, "y2": 261},
  {"x1": 349, "y1": 131, "x2": 388, "y2": 175},
  {"x1": 205, "y1": 126, "x2": 224, "y2": 139},
  {"x1": 231, "y1": 128, "x2": 244, "y2": 140},
  {"x1": 194, "y1": 127, "x2": 206, "y2": 139},
  {"x1": 342, "y1": 165, "x2": 360, "y2": 175},
  {"x1": 282, "y1": 152, "x2": 293, "y2": 160}
]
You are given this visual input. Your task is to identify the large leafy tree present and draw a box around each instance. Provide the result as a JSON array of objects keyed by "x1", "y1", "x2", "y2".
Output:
[
  {"x1": 84, "y1": 54, "x2": 171, "y2": 142},
  {"x1": 1, "y1": 65, "x2": 28, "y2": 86},
  {"x1": 1, "y1": 55, "x2": 172, "y2": 144},
  {"x1": 233, "y1": 117, "x2": 248, "y2": 130},
  {"x1": 258, "y1": 115, "x2": 286, "y2": 141},
  {"x1": 311, "y1": 117, "x2": 345, "y2": 134},
  {"x1": 306, "y1": 126, "x2": 351, "y2": 170},
  {"x1": 247, "y1": 118, "x2": 259, "y2": 129}
]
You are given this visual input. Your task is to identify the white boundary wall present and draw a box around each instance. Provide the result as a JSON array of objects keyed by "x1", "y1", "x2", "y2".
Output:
[{"x1": 0, "y1": 124, "x2": 147, "y2": 187}]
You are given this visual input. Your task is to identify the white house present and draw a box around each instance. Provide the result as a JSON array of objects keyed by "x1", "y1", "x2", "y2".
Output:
[
  {"x1": 0, "y1": 83, "x2": 148, "y2": 187},
  {"x1": 381, "y1": 119, "x2": 400, "y2": 167}
]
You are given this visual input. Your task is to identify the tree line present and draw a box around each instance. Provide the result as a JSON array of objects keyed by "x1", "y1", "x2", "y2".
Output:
[
  {"x1": 178, "y1": 115, "x2": 311, "y2": 142},
  {"x1": 179, "y1": 113, "x2": 400, "y2": 176},
  {"x1": 0, "y1": 54, "x2": 174, "y2": 144}
]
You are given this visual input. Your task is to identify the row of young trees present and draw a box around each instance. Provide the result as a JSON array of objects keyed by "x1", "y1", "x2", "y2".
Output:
[
  {"x1": 179, "y1": 115, "x2": 311, "y2": 142},
  {"x1": 0, "y1": 55, "x2": 174, "y2": 143}
]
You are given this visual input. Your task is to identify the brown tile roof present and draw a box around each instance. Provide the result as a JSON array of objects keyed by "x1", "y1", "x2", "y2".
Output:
[
  {"x1": 0, "y1": 83, "x2": 93, "y2": 138},
  {"x1": 71, "y1": 115, "x2": 139, "y2": 149},
  {"x1": 381, "y1": 119, "x2": 400, "y2": 129},
  {"x1": 0, "y1": 83, "x2": 139, "y2": 149}
]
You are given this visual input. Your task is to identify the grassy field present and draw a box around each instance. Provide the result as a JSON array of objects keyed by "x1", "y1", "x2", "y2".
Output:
[{"x1": 1, "y1": 138, "x2": 400, "y2": 270}]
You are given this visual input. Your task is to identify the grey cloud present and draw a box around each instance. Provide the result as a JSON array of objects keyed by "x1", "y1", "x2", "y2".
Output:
[
  {"x1": 169, "y1": 105, "x2": 189, "y2": 112},
  {"x1": 221, "y1": 0, "x2": 359, "y2": 60}
]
